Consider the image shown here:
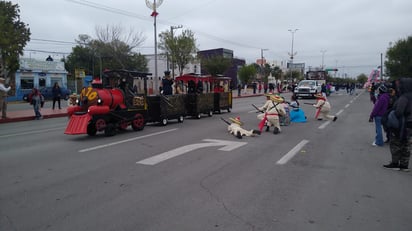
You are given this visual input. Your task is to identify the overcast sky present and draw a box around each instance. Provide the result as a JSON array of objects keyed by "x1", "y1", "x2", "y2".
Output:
[{"x1": 12, "y1": 0, "x2": 412, "y2": 77}]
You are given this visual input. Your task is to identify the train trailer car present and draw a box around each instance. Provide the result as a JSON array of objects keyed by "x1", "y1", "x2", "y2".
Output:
[
  {"x1": 64, "y1": 70, "x2": 150, "y2": 136},
  {"x1": 146, "y1": 94, "x2": 186, "y2": 125},
  {"x1": 211, "y1": 76, "x2": 232, "y2": 114},
  {"x1": 175, "y1": 74, "x2": 232, "y2": 118}
]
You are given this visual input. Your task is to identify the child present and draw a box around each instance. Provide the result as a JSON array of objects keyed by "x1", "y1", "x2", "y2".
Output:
[{"x1": 289, "y1": 94, "x2": 307, "y2": 123}]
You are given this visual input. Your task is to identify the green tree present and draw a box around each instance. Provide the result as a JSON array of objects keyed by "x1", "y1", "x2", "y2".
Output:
[
  {"x1": 238, "y1": 64, "x2": 256, "y2": 85},
  {"x1": 0, "y1": 1, "x2": 30, "y2": 79},
  {"x1": 65, "y1": 25, "x2": 147, "y2": 78},
  {"x1": 158, "y1": 29, "x2": 197, "y2": 76},
  {"x1": 200, "y1": 55, "x2": 231, "y2": 76},
  {"x1": 385, "y1": 35, "x2": 412, "y2": 79},
  {"x1": 357, "y1": 73, "x2": 368, "y2": 85},
  {"x1": 271, "y1": 66, "x2": 283, "y2": 81}
]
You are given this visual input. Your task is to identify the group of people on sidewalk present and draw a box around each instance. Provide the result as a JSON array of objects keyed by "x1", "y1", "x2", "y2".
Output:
[
  {"x1": 26, "y1": 82, "x2": 63, "y2": 120},
  {"x1": 369, "y1": 78, "x2": 412, "y2": 172}
]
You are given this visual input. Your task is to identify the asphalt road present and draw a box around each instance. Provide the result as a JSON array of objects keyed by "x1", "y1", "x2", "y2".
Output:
[{"x1": 1, "y1": 90, "x2": 411, "y2": 231}]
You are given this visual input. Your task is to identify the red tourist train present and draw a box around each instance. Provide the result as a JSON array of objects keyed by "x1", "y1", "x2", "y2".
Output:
[{"x1": 64, "y1": 70, "x2": 232, "y2": 136}]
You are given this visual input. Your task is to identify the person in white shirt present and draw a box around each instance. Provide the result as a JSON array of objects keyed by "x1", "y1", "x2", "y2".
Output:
[{"x1": 0, "y1": 77, "x2": 11, "y2": 119}]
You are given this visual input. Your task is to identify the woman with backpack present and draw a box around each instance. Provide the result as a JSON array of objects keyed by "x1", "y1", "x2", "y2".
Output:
[{"x1": 29, "y1": 88, "x2": 44, "y2": 120}]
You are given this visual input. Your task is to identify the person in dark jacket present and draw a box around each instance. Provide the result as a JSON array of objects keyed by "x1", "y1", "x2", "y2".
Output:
[
  {"x1": 369, "y1": 84, "x2": 390, "y2": 146},
  {"x1": 369, "y1": 82, "x2": 377, "y2": 104},
  {"x1": 52, "y1": 82, "x2": 62, "y2": 110},
  {"x1": 161, "y1": 71, "x2": 173, "y2": 95},
  {"x1": 383, "y1": 78, "x2": 412, "y2": 171}
]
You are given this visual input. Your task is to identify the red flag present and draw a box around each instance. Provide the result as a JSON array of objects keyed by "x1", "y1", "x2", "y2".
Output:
[{"x1": 151, "y1": 11, "x2": 158, "y2": 17}]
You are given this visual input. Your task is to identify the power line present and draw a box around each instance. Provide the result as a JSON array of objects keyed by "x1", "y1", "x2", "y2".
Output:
[{"x1": 65, "y1": 0, "x2": 261, "y2": 51}]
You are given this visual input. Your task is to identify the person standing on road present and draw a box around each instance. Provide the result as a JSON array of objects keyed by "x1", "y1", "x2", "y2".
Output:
[
  {"x1": 0, "y1": 77, "x2": 11, "y2": 119},
  {"x1": 369, "y1": 82, "x2": 377, "y2": 104},
  {"x1": 383, "y1": 78, "x2": 412, "y2": 172},
  {"x1": 369, "y1": 84, "x2": 390, "y2": 147},
  {"x1": 52, "y1": 82, "x2": 62, "y2": 110}
]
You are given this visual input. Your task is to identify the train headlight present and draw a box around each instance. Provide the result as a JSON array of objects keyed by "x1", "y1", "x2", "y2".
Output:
[{"x1": 97, "y1": 98, "x2": 102, "y2": 105}]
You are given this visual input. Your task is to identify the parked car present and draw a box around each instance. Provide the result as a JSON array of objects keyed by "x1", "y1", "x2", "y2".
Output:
[{"x1": 22, "y1": 87, "x2": 72, "y2": 102}]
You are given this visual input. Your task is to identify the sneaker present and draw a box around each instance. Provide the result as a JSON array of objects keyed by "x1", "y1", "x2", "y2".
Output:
[
  {"x1": 372, "y1": 142, "x2": 377, "y2": 146},
  {"x1": 333, "y1": 116, "x2": 337, "y2": 122},
  {"x1": 399, "y1": 166, "x2": 410, "y2": 172},
  {"x1": 383, "y1": 163, "x2": 400, "y2": 170},
  {"x1": 236, "y1": 131, "x2": 242, "y2": 139},
  {"x1": 273, "y1": 127, "x2": 280, "y2": 134}
]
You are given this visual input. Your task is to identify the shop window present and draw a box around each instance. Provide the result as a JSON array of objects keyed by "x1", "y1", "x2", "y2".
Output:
[{"x1": 21, "y1": 78, "x2": 34, "y2": 90}]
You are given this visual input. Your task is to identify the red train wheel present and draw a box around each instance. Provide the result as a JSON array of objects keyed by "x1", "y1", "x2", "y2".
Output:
[
  {"x1": 132, "y1": 113, "x2": 145, "y2": 131},
  {"x1": 119, "y1": 120, "x2": 129, "y2": 130},
  {"x1": 95, "y1": 119, "x2": 106, "y2": 132}
]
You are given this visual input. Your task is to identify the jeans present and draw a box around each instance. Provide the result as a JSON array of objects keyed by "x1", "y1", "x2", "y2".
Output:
[
  {"x1": 374, "y1": 116, "x2": 384, "y2": 146},
  {"x1": 34, "y1": 103, "x2": 42, "y2": 118}
]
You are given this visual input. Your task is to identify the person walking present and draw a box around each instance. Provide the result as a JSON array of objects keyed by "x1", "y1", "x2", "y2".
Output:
[
  {"x1": 30, "y1": 88, "x2": 44, "y2": 120},
  {"x1": 383, "y1": 78, "x2": 412, "y2": 172},
  {"x1": 369, "y1": 84, "x2": 390, "y2": 147},
  {"x1": 0, "y1": 77, "x2": 11, "y2": 119},
  {"x1": 52, "y1": 82, "x2": 62, "y2": 109}
]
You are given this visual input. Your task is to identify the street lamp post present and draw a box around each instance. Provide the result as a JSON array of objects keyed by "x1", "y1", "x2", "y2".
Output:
[
  {"x1": 260, "y1": 48, "x2": 268, "y2": 90},
  {"x1": 146, "y1": 0, "x2": 164, "y2": 92},
  {"x1": 288, "y1": 29, "x2": 298, "y2": 81}
]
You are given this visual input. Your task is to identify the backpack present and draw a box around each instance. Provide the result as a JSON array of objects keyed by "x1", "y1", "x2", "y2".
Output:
[{"x1": 386, "y1": 110, "x2": 401, "y2": 129}]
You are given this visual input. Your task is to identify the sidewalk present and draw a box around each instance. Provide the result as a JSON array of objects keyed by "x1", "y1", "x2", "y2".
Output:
[
  {"x1": 0, "y1": 106, "x2": 68, "y2": 124},
  {"x1": 0, "y1": 91, "x2": 266, "y2": 124}
]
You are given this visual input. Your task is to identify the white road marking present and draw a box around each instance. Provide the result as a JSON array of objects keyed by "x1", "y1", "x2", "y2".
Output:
[
  {"x1": 276, "y1": 139, "x2": 309, "y2": 165},
  {"x1": 345, "y1": 104, "x2": 350, "y2": 108},
  {"x1": 336, "y1": 109, "x2": 344, "y2": 116},
  {"x1": 78, "y1": 128, "x2": 178, "y2": 153},
  {"x1": 318, "y1": 120, "x2": 331, "y2": 129},
  {"x1": 137, "y1": 139, "x2": 247, "y2": 165}
]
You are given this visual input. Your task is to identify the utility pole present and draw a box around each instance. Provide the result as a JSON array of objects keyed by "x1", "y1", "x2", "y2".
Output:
[
  {"x1": 320, "y1": 49, "x2": 327, "y2": 70},
  {"x1": 260, "y1": 48, "x2": 268, "y2": 80},
  {"x1": 380, "y1": 53, "x2": 383, "y2": 81},
  {"x1": 170, "y1": 25, "x2": 183, "y2": 78}
]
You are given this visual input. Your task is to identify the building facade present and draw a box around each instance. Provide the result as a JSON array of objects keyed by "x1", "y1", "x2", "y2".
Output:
[
  {"x1": 197, "y1": 48, "x2": 245, "y2": 88},
  {"x1": 11, "y1": 58, "x2": 68, "y2": 101}
]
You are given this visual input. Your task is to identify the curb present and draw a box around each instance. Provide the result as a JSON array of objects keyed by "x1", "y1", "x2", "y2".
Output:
[{"x1": 0, "y1": 113, "x2": 68, "y2": 124}]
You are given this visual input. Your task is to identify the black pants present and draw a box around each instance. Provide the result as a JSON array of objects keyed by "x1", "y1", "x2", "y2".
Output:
[{"x1": 52, "y1": 96, "x2": 61, "y2": 109}]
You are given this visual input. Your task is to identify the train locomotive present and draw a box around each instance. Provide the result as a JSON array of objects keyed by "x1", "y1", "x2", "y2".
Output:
[
  {"x1": 64, "y1": 70, "x2": 232, "y2": 137},
  {"x1": 65, "y1": 70, "x2": 150, "y2": 136}
]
